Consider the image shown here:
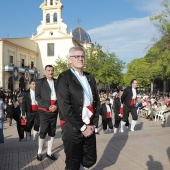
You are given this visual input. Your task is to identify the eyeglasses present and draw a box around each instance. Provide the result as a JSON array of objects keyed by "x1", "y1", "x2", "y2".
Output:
[{"x1": 70, "y1": 55, "x2": 85, "y2": 59}]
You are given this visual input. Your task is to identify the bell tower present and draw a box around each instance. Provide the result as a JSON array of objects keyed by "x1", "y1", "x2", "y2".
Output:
[
  {"x1": 31, "y1": 0, "x2": 74, "y2": 78},
  {"x1": 32, "y1": 0, "x2": 68, "y2": 38}
]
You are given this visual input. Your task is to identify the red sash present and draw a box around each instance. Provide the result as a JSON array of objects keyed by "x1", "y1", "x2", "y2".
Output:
[
  {"x1": 87, "y1": 105, "x2": 94, "y2": 121},
  {"x1": 51, "y1": 100, "x2": 56, "y2": 105},
  {"x1": 106, "y1": 112, "x2": 111, "y2": 118},
  {"x1": 20, "y1": 118, "x2": 26, "y2": 126},
  {"x1": 31, "y1": 104, "x2": 38, "y2": 111},
  {"x1": 60, "y1": 105, "x2": 94, "y2": 129},
  {"x1": 38, "y1": 100, "x2": 57, "y2": 113},
  {"x1": 60, "y1": 119, "x2": 66, "y2": 128},
  {"x1": 129, "y1": 99, "x2": 135, "y2": 106},
  {"x1": 119, "y1": 107, "x2": 123, "y2": 115}
]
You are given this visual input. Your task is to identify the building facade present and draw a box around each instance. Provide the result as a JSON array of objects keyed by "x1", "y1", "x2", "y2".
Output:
[
  {"x1": 0, "y1": 38, "x2": 38, "y2": 91},
  {"x1": 0, "y1": 0, "x2": 92, "y2": 91}
]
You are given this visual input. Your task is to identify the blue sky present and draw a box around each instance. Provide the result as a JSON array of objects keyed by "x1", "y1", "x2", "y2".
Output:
[{"x1": 0, "y1": 0, "x2": 164, "y2": 65}]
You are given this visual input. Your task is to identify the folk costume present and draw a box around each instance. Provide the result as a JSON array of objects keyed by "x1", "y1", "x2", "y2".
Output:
[
  {"x1": 35, "y1": 77, "x2": 58, "y2": 160},
  {"x1": 113, "y1": 96, "x2": 129, "y2": 133},
  {"x1": 56, "y1": 69, "x2": 100, "y2": 170},
  {"x1": 99, "y1": 102, "x2": 113, "y2": 133},
  {"x1": 13, "y1": 105, "x2": 27, "y2": 141},
  {"x1": 6, "y1": 102, "x2": 14, "y2": 126},
  {"x1": 22, "y1": 89, "x2": 39, "y2": 141},
  {"x1": 121, "y1": 86, "x2": 137, "y2": 132}
]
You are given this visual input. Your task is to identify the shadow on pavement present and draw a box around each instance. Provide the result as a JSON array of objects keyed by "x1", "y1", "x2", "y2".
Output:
[
  {"x1": 93, "y1": 132, "x2": 129, "y2": 170},
  {"x1": 93, "y1": 120, "x2": 143, "y2": 170},
  {"x1": 1, "y1": 121, "x2": 64, "y2": 170},
  {"x1": 146, "y1": 155, "x2": 163, "y2": 170}
]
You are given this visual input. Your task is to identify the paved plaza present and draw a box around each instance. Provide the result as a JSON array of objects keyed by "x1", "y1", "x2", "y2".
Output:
[{"x1": 1, "y1": 116, "x2": 170, "y2": 170}]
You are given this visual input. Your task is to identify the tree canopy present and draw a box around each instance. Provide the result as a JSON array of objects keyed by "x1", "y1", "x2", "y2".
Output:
[
  {"x1": 53, "y1": 43, "x2": 125, "y2": 87},
  {"x1": 124, "y1": 0, "x2": 170, "y2": 92}
]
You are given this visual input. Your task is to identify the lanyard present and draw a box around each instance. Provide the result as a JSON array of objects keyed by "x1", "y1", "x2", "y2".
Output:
[
  {"x1": 70, "y1": 68, "x2": 93, "y2": 104},
  {"x1": 30, "y1": 90, "x2": 37, "y2": 104},
  {"x1": 48, "y1": 79, "x2": 54, "y2": 96},
  {"x1": 20, "y1": 106, "x2": 23, "y2": 116}
]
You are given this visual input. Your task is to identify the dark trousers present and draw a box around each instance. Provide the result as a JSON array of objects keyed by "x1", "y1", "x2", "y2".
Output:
[
  {"x1": 102, "y1": 118, "x2": 113, "y2": 130},
  {"x1": 26, "y1": 111, "x2": 39, "y2": 132},
  {"x1": 62, "y1": 122, "x2": 97, "y2": 170},
  {"x1": 122, "y1": 105, "x2": 138, "y2": 122},
  {"x1": 7, "y1": 118, "x2": 12, "y2": 126},
  {"x1": 39, "y1": 110, "x2": 58, "y2": 139},
  {"x1": 17, "y1": 123, "x2": 26, "y2": 140},
  {"x1": 114, "y1": 116, "x2": 129, "y2": 128}
]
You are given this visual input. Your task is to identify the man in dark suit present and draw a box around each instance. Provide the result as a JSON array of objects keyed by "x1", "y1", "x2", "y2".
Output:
[
  {"x1": 35, "y1": 65, "x2": 58, "y2": 161},
  {"x1": 99, "y1": 98, "x2": 113, "y2": 134},
  {"x1": 56, "y1": 46, "x2": 100, "y2": 170},
  {"x1": 121, "y1": 79, "x2": 138, "y2": 132},
  {"x1": 113, "y1": 89, "x2": 129, "y2": 133},
  {"x1": 13, "y1": 97, "x2": 27, "y2": 141},
  {"x1": 22, "y1": 80, "x2": 39, "y2": 141}
]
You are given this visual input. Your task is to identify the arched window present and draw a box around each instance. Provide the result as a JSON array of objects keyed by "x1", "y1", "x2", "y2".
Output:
[
  {"x1": 53, "y1": 13, "x2": 57, "y2": 22},
  {"x1": 46, "y1": 14, "x2": 50, "y2": 23}
]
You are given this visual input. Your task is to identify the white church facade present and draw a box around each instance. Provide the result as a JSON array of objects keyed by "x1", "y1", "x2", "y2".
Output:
[{"x1": 0, "y1": 0, "x2": 92, "y2": 91}]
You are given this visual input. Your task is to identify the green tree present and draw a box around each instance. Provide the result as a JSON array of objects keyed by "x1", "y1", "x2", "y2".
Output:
[
  {"x1": 53, "y1": 56, "x2": 69, "y2": 77},
  {"x1": 53, "y1": 43, "x2": 125, "y2": 88},
  {"x1": 145, "y1": 39, "x2": 170, "y2": 92},
  {"x1": 124, "y1": 58, "x2": 151, "y2": 87},
  {"x1": 150, "y1": 0, "x2": 170, "y2": 51},
  {"x1": 150, "y1": 0, "x2": 170, "y2": 93},
  {"x1": 85, "y1": 43, "x2": 125, "y2": 87},
  {"x1": 124, "y1": 0, "x2": 170, "y2": 92}
]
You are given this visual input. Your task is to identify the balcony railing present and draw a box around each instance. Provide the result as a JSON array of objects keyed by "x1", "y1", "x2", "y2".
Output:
[{"x1": 4, "y1": 65, "x2": 40, "y2": 74}]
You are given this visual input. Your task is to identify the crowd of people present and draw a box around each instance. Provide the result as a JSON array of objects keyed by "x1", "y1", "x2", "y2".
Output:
[
  {"x1": 0, "y1": 87, "x2": 24, "y2": 143},
  {"x1": 98, "y1": 87, "x2": 170, "y2": 134},
  {"x1": 0, "y1": 46, "x2": 170, "y2": 170}
]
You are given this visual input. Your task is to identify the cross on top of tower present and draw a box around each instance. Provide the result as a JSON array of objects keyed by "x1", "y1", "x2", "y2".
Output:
[{"x1": 77, "y1": 18, "x2": 81, "y2": 26}]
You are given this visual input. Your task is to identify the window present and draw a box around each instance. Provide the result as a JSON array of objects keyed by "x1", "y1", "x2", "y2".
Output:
[
  {"x1": 21, "y1": 59, "x2": 25, "y2": 68},
  {"x1": 9, "y1": 56, "x2": 13, "y2": 65},
  {"x1": 50, "y1": 0, "x2": 53, "y2": 5},
  {"x1": 46, "y1": 14, "x2": 50, "y2": 23},
  {"x1": 53, "y1": 13, "x2": 57, "y2": 22},
  {"x1": 47, "y1": 43, "x2": 54, "y2": 56},
  {"x1": 31, "y1": 61, "x2": 34, "y2": 69}
]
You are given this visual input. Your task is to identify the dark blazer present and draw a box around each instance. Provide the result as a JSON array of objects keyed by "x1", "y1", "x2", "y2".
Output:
[
  {"x1": 22, "y1": 89, "x2": 34, "y2": 116},
  {"x1": 56, "y1": 69, "x2": 100, "y2": 130},
  {"x1": 121, "y1": 86, "x2": 135, "y2": 107},
  {"x1": 99, "y1": 103, "x2": 112, "y2": 119},
  {"x1": 35, "y1": 77, "x2": 58, "y2": 111},
  {"x1": 6, "y1": 103, "x2": 14, "y2": 118},
  {"x1": 13, "y1": 105, "x2": 22, "y2": 123},
  {"x1": 113, "y1": 97, "x2": 121, "y2": 117}
]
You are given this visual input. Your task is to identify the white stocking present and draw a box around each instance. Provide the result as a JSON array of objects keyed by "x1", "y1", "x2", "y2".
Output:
[
  {"x1": 32, "y1": 130, "x2": 38, "y2": 141},
  {"x1": 38, "y1": 137, "x2": 45, "y2": 154},
  {"x1": 120, "y1": 121, "x2": 126, "y2": 132},
  {"x1": 114, "y1": 127, "x2": 118, "y2": 133},
  {"x1": 130, "y1": 120, "x2": 137, "y2": 131},
  {"x1": 47, "y1": 136, "x2": 54, "y2": 156}
]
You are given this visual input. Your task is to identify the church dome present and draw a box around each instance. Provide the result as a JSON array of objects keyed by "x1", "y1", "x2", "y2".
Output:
[{"x1": 72, "y1": 26, "x2": 92, "y2": 43}]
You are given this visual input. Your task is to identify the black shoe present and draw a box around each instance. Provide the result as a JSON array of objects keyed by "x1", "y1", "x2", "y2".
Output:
[
  {"x1": 46, "y1": 153, "x2": 57, "y2": 160},
  {"x1": 37, "y1": 154, "x2": 43, "y2": 161},
  {"x1": 95, "y1": 132, "x2": 100, "y2": 135}
]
